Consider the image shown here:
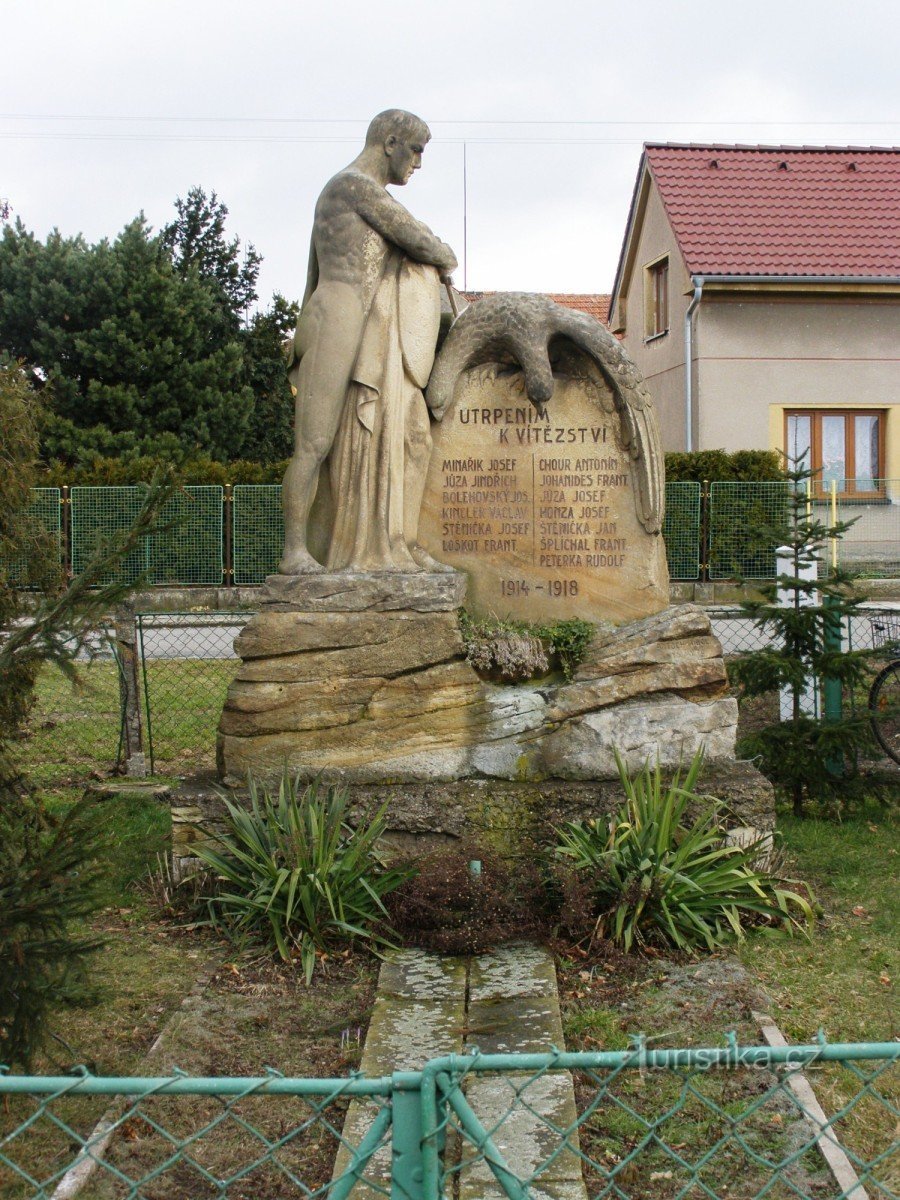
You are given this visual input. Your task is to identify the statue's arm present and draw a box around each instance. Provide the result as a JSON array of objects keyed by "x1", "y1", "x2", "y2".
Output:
[{"x1": 354, "y1": 182, "x2": 457, "y2": 273}]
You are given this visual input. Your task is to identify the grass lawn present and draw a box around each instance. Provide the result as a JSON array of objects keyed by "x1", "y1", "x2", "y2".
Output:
[
  {"x1": 739, "y1": 808, "x2": 898, "y2": 1044},
  {"x1": 22, "y1": 655, "x2": 237, "y2": 789}
]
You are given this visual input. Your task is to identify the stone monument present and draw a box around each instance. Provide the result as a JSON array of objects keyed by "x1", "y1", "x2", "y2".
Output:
[
  {"x1": 215, "y1": 109, "x2": 769, "y2": 843},
  {"x1": 419, "y1": 292, "x2": 668, "y2": 623}
]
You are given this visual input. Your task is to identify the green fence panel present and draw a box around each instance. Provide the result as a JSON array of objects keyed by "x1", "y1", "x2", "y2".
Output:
[
  {"x1": 70, "y1": 486, "x2": 150, "y2": 585},
  {"x1": 233, "y1": 484, "x2": 284, "y2": 585},
  {"x1": 71, "y1": 485, "x2": 223, "y2": 585},
  {"x1": 830, "y1": 478, "x2": 900, "y2": 579},
  {"x1": 662, "y1": 481, "x2": 701, "y2": 580},
  {"x1": 150, "y1": 485, "x2": 223, "y2": 585},
  {"x1": 708, "y1": 480, "x2": 792, "y2": 579},
  {"x1": 0, "y1": 487, "x2": 62, "y2": 586}
]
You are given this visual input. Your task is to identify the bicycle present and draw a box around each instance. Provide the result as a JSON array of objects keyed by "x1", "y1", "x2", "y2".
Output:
[{"x1": 868, "y1": 611, "x2": 900, "y2": 766}]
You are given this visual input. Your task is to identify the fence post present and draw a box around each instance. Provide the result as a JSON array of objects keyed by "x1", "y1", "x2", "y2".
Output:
[
  {"x1": 114, "y1": 605, "x2": 147, "y2": 778},
  {"x1": 391, "y1": 1071, "x2": 425, "y2": 1199},
  {"x1": 776, "y1": 545, "x2": 818, "y2": 720},
  {"x1": 223, "y1": 483, "x2": 233, "y2": 587},
  {"x1": 823, "y1": 594, "x2": 844, "y2": 776},
  {"x1": 700, "y1": 479, "x2": 710, "y2": 582},
  {"x1": 61, "y1": 485, "x2": 72, "y2": 580}
]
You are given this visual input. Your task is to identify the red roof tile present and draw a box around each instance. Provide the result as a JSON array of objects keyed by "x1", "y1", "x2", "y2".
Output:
[
  {"x1": 645, "y1": 144, "x2": 900, "y2": 276},
  {"x1": 462, "y1": 291, "x2": 610, "y2": 322}
]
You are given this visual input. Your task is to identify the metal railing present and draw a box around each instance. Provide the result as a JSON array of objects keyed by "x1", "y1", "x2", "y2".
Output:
[
  {"x1": 1, "y1": 1041, "x2": 897, "y2": 1198},
  {"x1": 7, "y1": 480, "x2": 899, "y2": 588}
]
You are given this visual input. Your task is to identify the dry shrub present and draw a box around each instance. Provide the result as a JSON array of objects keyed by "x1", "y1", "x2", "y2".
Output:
[{"x1": 386, "y1": 845, "x2": 544, "y2": 955}]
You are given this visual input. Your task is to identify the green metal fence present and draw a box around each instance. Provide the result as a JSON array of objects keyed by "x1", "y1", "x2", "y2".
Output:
[
  {"x1": 662, "y1": 482, "x2": 701, "y2": 581},
  {"x1": 12, "y1": 481, "x2": 900, "y2": 588},
  {"x1": 0, "y1": 488, "x2": 62, "y2": 585},
  {"x1": 70, "y1": 486, "x2": 223, "y2": 586},
  {"x1": 707, "y1": 481, "x2": 793, "y2": 580},
  {"x1": 2, "y1": 1042, "x2": 897, "y2": 1198},
  {"x1": 152, "y1": 486, "x2": 223, "y2": 585},
  {"x1": 232, "y1": 484, "x2": 283, "y2": 585}
]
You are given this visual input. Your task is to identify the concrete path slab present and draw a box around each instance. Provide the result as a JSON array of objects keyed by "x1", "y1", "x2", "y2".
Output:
[
  {"x1": 333, "y1": 943, "x2": 586, "y2": 1199},
  {"x1": 332, "y1": 950, "x2": 467, "y2": 1197}
]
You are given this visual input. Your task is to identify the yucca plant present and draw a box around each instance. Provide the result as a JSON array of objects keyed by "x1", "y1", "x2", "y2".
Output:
[
  {"x1": 197, "y1": 773, "x2": 413, "y2": 982},
  {"x1": 555, "y1": 750, "x2": 813, "y2": 953}
]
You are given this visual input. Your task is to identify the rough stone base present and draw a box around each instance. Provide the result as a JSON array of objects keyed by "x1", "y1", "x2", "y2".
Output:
[{"x1": 218, "y1": 593, "x2": 743, "y2": 789}]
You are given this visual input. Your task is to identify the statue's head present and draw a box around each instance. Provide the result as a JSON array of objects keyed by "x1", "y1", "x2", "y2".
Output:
[{"x1": 366, "y1": 109, "x2": 431, "y2": 186}]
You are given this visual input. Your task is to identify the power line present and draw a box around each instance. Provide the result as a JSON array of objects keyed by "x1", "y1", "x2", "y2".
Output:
[{"x1": 0, "y1": 114, "x2": 898, "y2": 126}]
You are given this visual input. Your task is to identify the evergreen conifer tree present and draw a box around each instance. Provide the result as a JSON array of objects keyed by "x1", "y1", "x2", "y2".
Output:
[
  {"x1": 0, "y1": 361, "x2": 176, "y2": 1067},
  {"x1": 730, "y1": 459, "x2": 871, "y2": 816}
]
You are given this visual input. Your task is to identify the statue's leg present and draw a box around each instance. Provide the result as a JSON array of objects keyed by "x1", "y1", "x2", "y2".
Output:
[
  {"x1": 404, "y1": 389, "x2": 454, "y2": 573},
  {"x1": 278, "y1": 300, "x2": 359, "y2": 575}
]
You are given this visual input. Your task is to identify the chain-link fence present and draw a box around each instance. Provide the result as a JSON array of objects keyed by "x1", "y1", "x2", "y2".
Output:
[
  {"x1": 24, "y1": 606, "x2": 898, "y2": 782},
  {"x1": 136, "y1": 612, "x2": 250, "y2": 775},
  {"x1": 709, "y1": 603, "x2": 900, "y2": 658},
  {"x1": 822, "y1": 479, "x2": 900, "y2": 580},
  {"x1": 1, "y1": 1042, "x2": 896, "y2": 1199},
  {"x1": 21, "y1": 633, "x2": 126, "y2": 788}
]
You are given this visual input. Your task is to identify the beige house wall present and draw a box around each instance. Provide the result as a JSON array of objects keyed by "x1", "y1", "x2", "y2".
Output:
[
  {"x1": 696, "y1": 297, "x2": 900, "y2": 476},
  {"x1": 615, "y1": 178, "x2": 692, "y2": 451}
]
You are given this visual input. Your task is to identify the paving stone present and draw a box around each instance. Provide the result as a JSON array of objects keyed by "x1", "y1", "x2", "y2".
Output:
[
  {"x1": 333, "y1": 944, "x2": 586, "y2": 1198},
  {"x1": 466, "y1": 995, "x2": 565, "y2": 1055},
  {"x1": 332, "y1": 950, "x2": 467, "y2": 1196},
  {"x1": 377, "y1": 947, "x2": 468, "y2": 1002},
  {"x1": 460, "y1": 1072, "x2": 587, "y2": 1198},
  {"x1": 470, "y1": 943, "x2": 559, "y2": 1001}
]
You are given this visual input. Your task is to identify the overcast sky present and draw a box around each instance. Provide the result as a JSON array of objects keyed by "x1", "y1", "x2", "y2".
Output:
[{"x1": 2, "y1": 0, "x2": 898, "y2": 309}]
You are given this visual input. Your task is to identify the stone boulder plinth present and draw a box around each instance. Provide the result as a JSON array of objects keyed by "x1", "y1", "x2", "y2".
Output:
[{"x1": 217, "y1": 575, "x2": 742, "y2": 792}]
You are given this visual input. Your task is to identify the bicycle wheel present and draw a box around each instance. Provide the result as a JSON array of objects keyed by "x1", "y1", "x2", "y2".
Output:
[{"x1": 869, "y1": 661, "x2": 900, "y2": 766}]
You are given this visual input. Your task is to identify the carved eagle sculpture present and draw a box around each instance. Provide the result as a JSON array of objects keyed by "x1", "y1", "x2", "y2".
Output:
[{"x1": 425, "y1": 292, "x2": 665, "y2": 535}]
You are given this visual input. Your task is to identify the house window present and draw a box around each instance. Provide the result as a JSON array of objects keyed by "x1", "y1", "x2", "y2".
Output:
[
  {"x1": 644, "y1": 257, "x2": 669, "y2": 339},
  {"x1": 785, "y1": 410, "x2": 885, "y2": 496}
]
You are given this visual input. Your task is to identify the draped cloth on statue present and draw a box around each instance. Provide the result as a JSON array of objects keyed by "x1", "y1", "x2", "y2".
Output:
[{"x1": 326, "y1": 254, "x2": 440, "y2": 571}]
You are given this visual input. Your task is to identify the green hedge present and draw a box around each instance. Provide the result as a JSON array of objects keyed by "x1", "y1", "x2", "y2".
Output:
[
  {"x1": 40, "y1": 454, "x2": 288, "y2": 488},
  {"x1": 45, "y1": 449, "x2": 785, "y2": 489},
  {"x1": 664, "y1": 449, "x2": 785, "y2": 483}
]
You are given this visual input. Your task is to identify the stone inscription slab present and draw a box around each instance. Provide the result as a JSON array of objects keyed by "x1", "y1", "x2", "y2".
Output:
[{"x1": 419, "y1": 367, "x2": 668, "y2": 623}]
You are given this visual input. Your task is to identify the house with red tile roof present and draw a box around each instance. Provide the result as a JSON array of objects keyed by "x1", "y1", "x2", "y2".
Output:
[{"x1": 608, "y1": 144, "x2": 900, "y2": 494}]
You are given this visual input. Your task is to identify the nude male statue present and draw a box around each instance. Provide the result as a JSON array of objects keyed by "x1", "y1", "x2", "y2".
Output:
[{"x1": 278, "y1": 109, "x2": 458, "y2": 574}]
